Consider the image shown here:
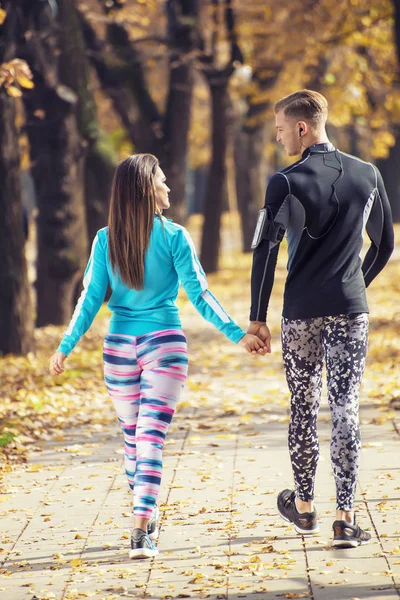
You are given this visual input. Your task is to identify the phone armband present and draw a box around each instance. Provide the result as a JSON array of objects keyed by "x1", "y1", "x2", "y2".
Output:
[{"x1": 251, "y1": 208, "x2": 285, "y2": 249}]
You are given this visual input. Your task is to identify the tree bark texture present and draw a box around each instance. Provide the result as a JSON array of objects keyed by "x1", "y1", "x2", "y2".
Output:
[
  {"x1": 81, "y1": 0, "x2": 200, "y2": 223},
  {"x1": 198, "y1": 0, "x2": 243, "y2": 272},
  {"x1": 377, "y1": 125, "x2": 400, "y2": 222},
  {"x1": 0, "y1": 1, "x2": 35, "y2": 355},
  {"x1": 21, "y1": 0, "x2": 88, "y2": 327},
  {"x1": 162, "y1": 59, "x2": 194, "y2": 223},
  {"x1": 376, "y1": 0, "x2": 400, "y2": 222},
  {"x1": 163, "y1": 0, "x2": 199, "y2": 222},
  {"x1": 200, "y1": 77, "x2": 230, "y2": 273},
  {"x1": 233, "y1": 65, "x2": 279, "y2": 253},
  {"x1": 57, "y1": 0, "x2": 118, "y2": 243},
  {"x1": 234, "y1": 124, "x2": 268, "y2": 252}
]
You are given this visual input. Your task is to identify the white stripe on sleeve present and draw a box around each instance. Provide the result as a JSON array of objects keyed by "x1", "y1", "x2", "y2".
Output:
[
  {"x1": 64, "y1": 233, "x2": 98, "y2": 336},
  {"x1": 180, "y1": 226, "x2": 208, "y2": 291},
  {"x1": 201, "y1": 290, "x2": 230, "y2": 323}
]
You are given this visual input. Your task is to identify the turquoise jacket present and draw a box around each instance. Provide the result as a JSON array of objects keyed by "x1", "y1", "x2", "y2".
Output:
[{"x1": 57, "y1": 217, "x2": 245, "y2": 356}]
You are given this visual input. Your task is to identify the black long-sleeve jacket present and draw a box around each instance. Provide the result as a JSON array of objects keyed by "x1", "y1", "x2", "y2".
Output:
[{"x1": 250, "y1": 143, "x2": 395, "y2": 321}]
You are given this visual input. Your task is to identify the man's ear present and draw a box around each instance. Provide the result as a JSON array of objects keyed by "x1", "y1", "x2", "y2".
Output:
[{"x1": 297, "y1": 121, "x2": 307, "y2": 137}]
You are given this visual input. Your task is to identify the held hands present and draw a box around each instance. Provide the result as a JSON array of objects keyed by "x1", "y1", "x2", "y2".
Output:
[
  {"x1": 238, "y1": 333, "x2": 269, "y2": 356},
  {"x1": 50, "y1": 328, "x2": 270, "y2": 369},
  {"x1": 246, "y1": 321, "x2": 271, "y2": 354},
  {"x1": 49, "y1": 351, "x2": 67, "y2": 375}
]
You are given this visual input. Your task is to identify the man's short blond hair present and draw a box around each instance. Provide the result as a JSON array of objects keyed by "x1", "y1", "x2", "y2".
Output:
[{"x1": 275, "y1": 90, "x2": 328, "y2": 127}]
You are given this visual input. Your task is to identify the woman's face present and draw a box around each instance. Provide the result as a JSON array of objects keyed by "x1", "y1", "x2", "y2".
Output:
[{"x1": 154, "y1": 166, "x2": 170, "y2": 210}]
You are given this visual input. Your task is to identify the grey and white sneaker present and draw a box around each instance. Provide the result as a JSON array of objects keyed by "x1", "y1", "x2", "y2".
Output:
[
  {"x1": 277, "y1": 489, "x2": 319, "y2": 535},
  {"x1": 147, "y1": 503, "x2": 159, "y2": 539},
  {"x1": 129, "y1": 528, "x2": 159, "y2": 559},
  {"x1": 332, "y1": 517, "x2": 371, "y2": 548}
]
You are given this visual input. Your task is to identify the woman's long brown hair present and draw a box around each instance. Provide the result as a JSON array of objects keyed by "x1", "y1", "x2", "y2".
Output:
[{"x1": 108, "y1": 154, "x2": 160, "y2": 290}]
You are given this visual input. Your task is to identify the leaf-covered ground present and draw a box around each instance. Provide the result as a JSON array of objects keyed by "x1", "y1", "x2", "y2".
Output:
[
  {"x1": 0, "y1": 219, "x2": 399, "y2": 600},
  {"x1": 1, "y1": 219, "x2": 399, "y2": 478}
]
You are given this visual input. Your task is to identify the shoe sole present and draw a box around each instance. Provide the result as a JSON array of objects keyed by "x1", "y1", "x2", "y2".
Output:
[
  {"x1": 129, "y1": 547, "x2": 159, "y2": 559},
  {"x1": 332, "y1": 538, "x2": 371, "y2": 548},
  {"x1": 278, "y1": 508, "x2": 320, "y2": 535}
]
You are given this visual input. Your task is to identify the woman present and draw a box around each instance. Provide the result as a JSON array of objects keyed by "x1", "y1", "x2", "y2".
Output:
[{"x1": 50, "y1": 154, "x2": 267, "y2": 559}]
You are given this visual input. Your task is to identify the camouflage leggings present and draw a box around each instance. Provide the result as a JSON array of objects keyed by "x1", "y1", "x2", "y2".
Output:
[{"x1": 281, "y1": 313, "x2": 369, "y2": 511}]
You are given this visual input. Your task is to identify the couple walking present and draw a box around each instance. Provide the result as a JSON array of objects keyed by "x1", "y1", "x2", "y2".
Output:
[{"x1": 50, "y1": 90, "x2": 394, "y2": 558}]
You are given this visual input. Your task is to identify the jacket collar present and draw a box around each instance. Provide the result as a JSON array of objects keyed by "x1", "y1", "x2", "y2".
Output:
[{"x1": 302, "y1": 142, "x2": 336, "y2": 158}]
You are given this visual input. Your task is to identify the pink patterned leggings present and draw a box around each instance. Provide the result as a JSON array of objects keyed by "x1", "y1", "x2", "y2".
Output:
[{"x1": 103, "y1": 329, "x2": 188, "y2": 518}]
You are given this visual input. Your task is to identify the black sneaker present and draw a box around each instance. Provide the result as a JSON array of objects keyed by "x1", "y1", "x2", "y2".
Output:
[
  {"x1": 277, "y1": 489, "x2": 319, "y2": 535},
  {"x1": 332, "y1": 517, "x2": 371, "y2": 548},
  {"x1": 129, "y1": 528, "x2": 159, "y2": 559},
  {"x1": 147, "y1": 504, "x2": 159, "y2": 539}
]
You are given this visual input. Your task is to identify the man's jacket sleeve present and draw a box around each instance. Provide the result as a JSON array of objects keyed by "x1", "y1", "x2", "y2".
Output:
[
  {"x1": 362, "y1": 166, "x2": 394, "y2": 287},
  {"x1": 250, "y1": 173, "x2": 290, "y2": 322},
  {"x1": 171, "y1": 226, "x2": 245, "y2": 343}
]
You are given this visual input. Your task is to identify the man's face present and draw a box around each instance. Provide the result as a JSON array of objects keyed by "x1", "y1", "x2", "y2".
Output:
[{"x1": 275, "y1": 110, "x2": 302, "y2": 157}]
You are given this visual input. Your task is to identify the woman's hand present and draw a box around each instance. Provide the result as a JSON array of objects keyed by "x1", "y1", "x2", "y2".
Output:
[
  {"x1": 49, "y1": 351, "x2": 67, "y2": 375},
  {"x1": 238, "y1": 333, "x2": 268, "y2": 355},
  {"x1": 247, "y1": 322, "x2": 271, "y2": 353}
]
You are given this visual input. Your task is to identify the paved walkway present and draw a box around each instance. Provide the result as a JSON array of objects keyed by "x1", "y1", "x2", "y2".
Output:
[
  {"x1": 1, "y1": 322, "x2": 399, "y2": 600},
  {"x1": 2, "y1": 225, "x2": 400, "y2": 600}
]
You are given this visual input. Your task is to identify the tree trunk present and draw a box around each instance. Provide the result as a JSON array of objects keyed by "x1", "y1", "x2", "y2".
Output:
[
  {"x1": 163, "y1": 60, "x2": 194, "y2": 223},
  {"x1": 200, "y1": 77, "x2": 229, "y2": 273},
  {"x1": 233, "y1": 65, "x2": 280, "y2": 253},
  {"x1": 234, "y1": 124, "x2": 268, "y2": 252},
  {"x1": 57, "y1": 0, "x2": 117, "y2": 242},
  {"x1": 105, "y1": 20, "x2": 165, "y2": 157},
  {"x1": 21, "y1": 0, "x2": 88, "y2": 327},
  {"x1": 84, "y1": 138, "x2": 117, "y2": 239},
  {"x1": 198, "y1": 0, "x2": 243, "y2": 271},
  {"x1": 0, "y1": 1, "x2": 34, "y2": 356},
  {"x1": 79, "y1": 13, "x2": 151, "y2": 152},
  {"x1": 377, "y1": 1, "x2": 400, "y2": 222},
  {"x1": 163, "y1": 0, "x2": 199, "y2": 223},
  {"x1": 394, "y1": 0, "x2": 400, "y2": 66},
  {"x1": 81, "y1": 0, "x2": 200, "y2": 225},
  {"x1": 377, "y1": 125, "x2": 400, "y2": 222}
]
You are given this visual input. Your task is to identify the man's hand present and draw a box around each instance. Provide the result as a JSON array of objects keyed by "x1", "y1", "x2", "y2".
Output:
[
  {"x1": 237, "y1": 334, "x2": 268, "y2": 356},
  {"x1": 247, "y1": 321, "x2": 271, "y2": 353},
  {"x1": 50, "y1": 351, "x2": 67, "y2": 375}
]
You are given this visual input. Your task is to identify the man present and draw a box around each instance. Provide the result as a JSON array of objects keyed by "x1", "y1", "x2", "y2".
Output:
[{"x1": 248, "y1": 90, "x2": 394, "y2": 548}]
